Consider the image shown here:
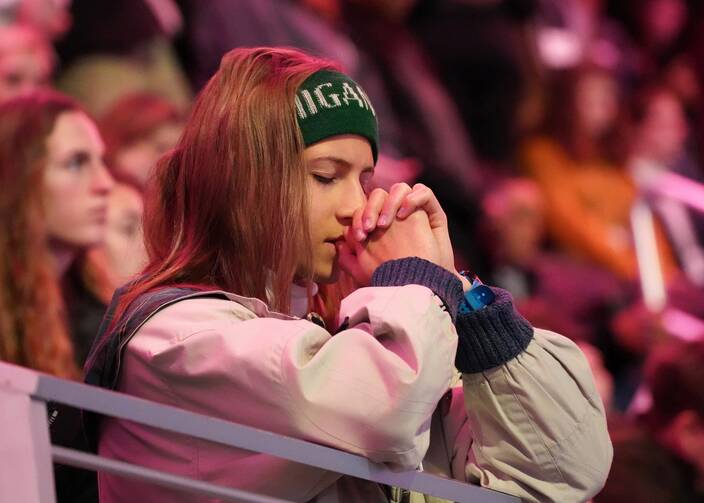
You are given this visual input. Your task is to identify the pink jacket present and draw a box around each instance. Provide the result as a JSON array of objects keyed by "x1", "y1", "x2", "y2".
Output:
[{"x1": 98, "y1": 283, "x2": 611, "y2": 502}]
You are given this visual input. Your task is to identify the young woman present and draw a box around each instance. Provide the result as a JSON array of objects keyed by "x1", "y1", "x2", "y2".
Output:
[
  {"x1": 86, "y1": 47, "x2": 612, "y2": 502},
  {"x1": 0, "y1": 90, "x2": 114, "y2": 376},
  {"x1": 0, "y1": 89, "x2": 114, "y2": 503}
]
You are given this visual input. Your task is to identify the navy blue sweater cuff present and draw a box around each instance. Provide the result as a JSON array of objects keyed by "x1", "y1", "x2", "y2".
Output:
[
  {"x1": 454, "y1": 287, "x2": 534, "y2": 373},
  {"x1": 370, "y1": 257, "x2": 463, "y2": 322}
]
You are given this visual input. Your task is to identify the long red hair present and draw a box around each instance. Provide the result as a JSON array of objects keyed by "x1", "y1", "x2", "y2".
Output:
[
  {"x1": 112, "y1": 47, "x2": 346, "y2": 329},
  {"x1": 0, "y1": 91, "x2": 84, "y2": 379}
]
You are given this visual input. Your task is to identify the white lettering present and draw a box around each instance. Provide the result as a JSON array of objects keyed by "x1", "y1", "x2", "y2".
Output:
[
  {"x1": 299, "y1": 90, "x2": 318, "y2": 116},
  {"x1": 294, "y1": 95, "x2": 307, "y2": 119},
  {"x1": 341, "y1": 82, "x2": 364, "y2": 108},
  {"x1": 356, "y1": 86, "x2": 376, "y2": 116},
  {"x1": 314, "y1": 83, "x2": 342, "y2": 108}
]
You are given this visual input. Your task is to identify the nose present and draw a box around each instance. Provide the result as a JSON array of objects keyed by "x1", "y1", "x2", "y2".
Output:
[
  {"x1": 336, "y1": 179, "x2": 367, "y2": 224},
  {"x1": 92, "y1": 160, "x2": 115, "y2": 195}
]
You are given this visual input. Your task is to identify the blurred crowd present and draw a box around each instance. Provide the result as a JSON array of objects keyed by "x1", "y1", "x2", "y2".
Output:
[{"x1": 1, "y1": 0, "x2": 704, "y2": 501}]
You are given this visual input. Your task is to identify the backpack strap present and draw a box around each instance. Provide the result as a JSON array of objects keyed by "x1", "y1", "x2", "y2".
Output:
[{"x1": 83, "y1": 286, "x2": 230, "y2": 450}]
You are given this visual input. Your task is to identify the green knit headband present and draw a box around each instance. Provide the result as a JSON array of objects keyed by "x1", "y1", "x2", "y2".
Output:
[{"x1": 295, "y1": 70, "x2": 379, "y2": 163}]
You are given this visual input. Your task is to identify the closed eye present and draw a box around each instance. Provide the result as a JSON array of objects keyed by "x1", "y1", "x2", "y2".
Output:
[{"x1": 313, "y1": 174, "x2": 335, "y2": 185}]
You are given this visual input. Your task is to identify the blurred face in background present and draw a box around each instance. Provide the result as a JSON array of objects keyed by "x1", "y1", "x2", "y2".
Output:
[
  {"x1": 483, "y1": 180, "x2": 545, "y2": 266},
  {"x1": 16, "y1": 0, "x2": 72, "y2": 40},
  {"x1": 113, "y1": 120, "x2": 183, "y2": 187},
  {"x1": 0, "y1": 25, "x2": 53, "y2": 102},
  {"x1": 643, "y1": 0, "x2": 687, "y2": 48},
  {"x1": 42, "y1": 111, "x2": 114, "y2": 249},
  {"x1": 575, "y1": 71, "x2": 619, "y2": 139},
  {"x1": 102, "y1": 183, "x2": 146, "y2": 283},
  {"x1": 635, "y1": 91, "x2": 689, "y2": 163}
]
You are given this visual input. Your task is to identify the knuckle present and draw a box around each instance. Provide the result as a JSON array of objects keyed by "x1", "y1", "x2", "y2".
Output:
[
  {"x1": 370, "y1": 187, "x2": 388, "y2": 200},
  {"x1": 391, "y1": 182, "x2": 412, "y2": 194}
]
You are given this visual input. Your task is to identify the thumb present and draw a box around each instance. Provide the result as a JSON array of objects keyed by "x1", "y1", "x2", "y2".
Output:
[{"x1": 336, "y1": 241, "x2": 369, "y2": 285}]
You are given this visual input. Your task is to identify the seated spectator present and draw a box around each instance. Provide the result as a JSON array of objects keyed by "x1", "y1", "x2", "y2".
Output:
[
  {"x1": 597, "y1": 338, "x2": 704, "y2": 502},
  {"x1": 0, "y1": 90, "x2": 114, "y2": 372},
  {"x1": 89, "y1": 180, "x2": 147, "y2": 289},
  {"x1": 0, "y1": 89, "x2": 114, "y2": 503},
  {"x1": 0, "y1": 24, "x2": 53, "y2": 102},
  {"x1": 629, "y1": 83, "x2": 704, "y2": 287},
  {"x1": 85, "y1": 46, "x2": 611, "y2": 502},
  {"x1": 100, "y1": 93, "x2": 184, "y2": 189},
  {"x1": 521, "y1": 65, "x2": 677, "y2": 282}
]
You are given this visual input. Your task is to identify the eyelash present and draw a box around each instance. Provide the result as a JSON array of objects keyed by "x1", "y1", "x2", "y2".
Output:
[
  {"x1": 313, "y1": 174, "x2": 335, "y2": 185},
  {"x1": 312, "y1": 172, "x2": 375, "y2": 192}
]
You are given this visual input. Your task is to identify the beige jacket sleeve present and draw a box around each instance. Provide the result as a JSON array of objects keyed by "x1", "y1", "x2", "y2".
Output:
[
  {"x1": 430, "y1": 329, "x2": 612, "y2": 503},
  {"x1": 129, "y1": 284, "x2": 457, "y2": 470}
]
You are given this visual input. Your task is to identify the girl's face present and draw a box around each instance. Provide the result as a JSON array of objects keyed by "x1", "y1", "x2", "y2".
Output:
[
  {"x1": 42, "y1": 111, "x2": 114, "y2": 249},
  {"x1": 575, "y1": 72, "x2": 619, "y2": 138},
  {"x1": 302, "y1": 134, "x2": 374, "y2": 283}
]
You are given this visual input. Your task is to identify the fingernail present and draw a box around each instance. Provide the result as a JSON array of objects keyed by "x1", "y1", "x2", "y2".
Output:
[
  {"x1": 355, "y1": 229, "x2": 366, "y2": 241},
  {"x1": 363, "y1": 218, "x2": 373, "y2": 231},
  {"x1": 377, "y1": 215, "x2": 388, "y2": 226}
]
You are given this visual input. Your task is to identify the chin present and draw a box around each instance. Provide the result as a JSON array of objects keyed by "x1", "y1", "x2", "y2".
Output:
[{"x1": 313, "y1": 263, "x2": 340, "y2": 284}]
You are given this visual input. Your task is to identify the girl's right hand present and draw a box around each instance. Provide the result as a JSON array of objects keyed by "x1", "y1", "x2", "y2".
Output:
[{"x1": 337, "y1": 209, "x2": 441, "y2": 286}]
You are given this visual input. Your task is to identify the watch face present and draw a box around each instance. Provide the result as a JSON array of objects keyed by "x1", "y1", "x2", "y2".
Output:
[{"x1": 467, "y1": 285, "x2": 495, "y2": 310}]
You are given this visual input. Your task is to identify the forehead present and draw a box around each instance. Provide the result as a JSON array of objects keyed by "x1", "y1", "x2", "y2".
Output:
[{"x1": 47, "y1": 111, "x2": 104, "y2": 155}]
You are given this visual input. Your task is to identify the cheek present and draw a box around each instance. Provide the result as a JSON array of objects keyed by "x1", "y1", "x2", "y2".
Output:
[
  {"x1": 305, "y1": 184, "x2": 334, "y2": 235},
  {"x1": 42, "y1": 178, "x2": 103, "y2": 244}
]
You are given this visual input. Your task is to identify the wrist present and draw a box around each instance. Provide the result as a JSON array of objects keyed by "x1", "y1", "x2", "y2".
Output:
[{"x1": 454, "y1": 271, "x2": 472, "y2": 292}]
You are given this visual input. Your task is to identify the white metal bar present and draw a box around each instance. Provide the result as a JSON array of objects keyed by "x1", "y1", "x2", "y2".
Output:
[
  {"x1": 646, "y1": 171, "x2": 704, "y2": 214},
  {"x1": 0, "y1": 384, "x2": 55, "y2": 503},
  {"x1": 1, "y1": 362, "x2": 518, "y2": 502},
  {"x1": 36, "y1": 375, "x2": 516, "y2": 502},
  {"x1": 631, "y1": 199, "x2": 667, "y2": 312},
  {"x1": 51, "y1": 446, "x2": 290, "y2": 503}
]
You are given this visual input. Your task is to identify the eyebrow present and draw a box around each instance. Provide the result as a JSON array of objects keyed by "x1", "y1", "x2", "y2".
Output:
[{"x1": 309, "y1": 156, "x2": 374, "y2": 172}]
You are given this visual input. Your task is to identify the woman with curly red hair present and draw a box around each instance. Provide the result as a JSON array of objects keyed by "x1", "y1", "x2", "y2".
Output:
[{"x1": 0, "y1": 90, "x2": 114, "y2": 377}]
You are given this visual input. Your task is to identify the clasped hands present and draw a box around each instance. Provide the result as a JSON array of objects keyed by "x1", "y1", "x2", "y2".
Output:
[{"x1": 337, "y1": 183, "x2": 470, "y2": 291}]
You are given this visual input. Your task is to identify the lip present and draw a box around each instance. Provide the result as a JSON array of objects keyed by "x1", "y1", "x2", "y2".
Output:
[
  {"x1": 90, "y1": 205, "x2": 108, "y2": 221},
  {"x1": 325, "y1": 235, "x2": 345, "y2": 243}
]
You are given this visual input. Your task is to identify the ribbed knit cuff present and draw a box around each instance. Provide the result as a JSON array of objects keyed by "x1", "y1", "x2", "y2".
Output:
[
  {"x1": 371, "y1": 257, "x2": 464, "y2": 322},
  {"x1": 455, "y1": 287, "x2": 534, "y2": 373}
]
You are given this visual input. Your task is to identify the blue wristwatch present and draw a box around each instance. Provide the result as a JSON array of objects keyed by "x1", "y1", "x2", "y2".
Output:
[{"x1": 458, "y1": 271, "x2": 495, "y2": 314}]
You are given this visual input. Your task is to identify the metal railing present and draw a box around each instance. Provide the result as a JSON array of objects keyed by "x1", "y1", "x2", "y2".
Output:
[
  {"x1": 631, "y1": 169, "x2": 704, "y2": 340},
  {"x1": 0, "y1": 361, "x2": 519, "y2": 503}
]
